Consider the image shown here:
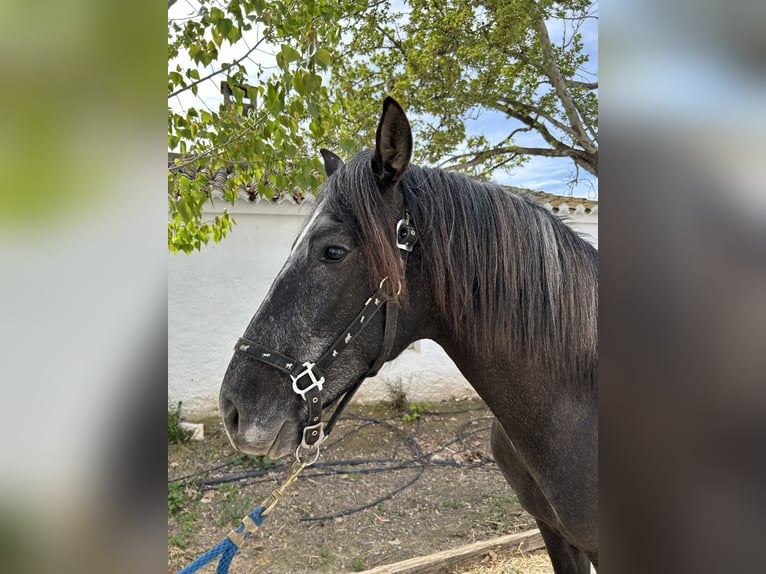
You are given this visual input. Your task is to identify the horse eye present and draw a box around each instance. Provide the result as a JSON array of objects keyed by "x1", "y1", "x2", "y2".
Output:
[{"x1": 323, "y1": 245, "x2": 347, "y2": 262}]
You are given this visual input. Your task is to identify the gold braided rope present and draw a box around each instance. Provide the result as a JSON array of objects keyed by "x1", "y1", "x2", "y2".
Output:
[{"x1": 226, "y1": 458, "x2": 307, "y2": 548}]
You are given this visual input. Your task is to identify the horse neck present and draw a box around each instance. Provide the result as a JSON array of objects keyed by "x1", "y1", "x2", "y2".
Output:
[
  {"x1": 401, "y1": 256, "x2": 564, "y2": 418},
  {"x1": 434, "y1": 330, "x2": 593, "y2": 435}
]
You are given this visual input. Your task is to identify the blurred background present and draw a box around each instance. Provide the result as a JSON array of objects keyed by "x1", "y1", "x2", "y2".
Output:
[
  {"x1": 600, "y1": 1, "x2": 765, "y2": 572},
  {"x1": 0, "y1": 0, "x2": 167, "y2": 572}
]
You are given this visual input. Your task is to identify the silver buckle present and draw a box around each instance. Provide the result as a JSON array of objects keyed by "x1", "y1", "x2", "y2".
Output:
[
  {"x1": 290, "y1": 362, "x2": 325, "y2": 399},
  {"x1": 296, "y1": 422, "x2": 325, "y2": 465},
  {"x1": 300, "y1": 422, "x2": 326, "y2": 449},
  {"x1": 396, "y1": 218, "x2": 417, "y2": 252}
]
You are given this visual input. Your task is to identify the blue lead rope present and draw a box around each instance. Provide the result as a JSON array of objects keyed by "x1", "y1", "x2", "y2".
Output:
[
  {"x1": 175, "y1": 458, "x2": 308, "y2": 574},
  {"x1": 176, "y1": 507, "x2": 266, "y2": 574}
]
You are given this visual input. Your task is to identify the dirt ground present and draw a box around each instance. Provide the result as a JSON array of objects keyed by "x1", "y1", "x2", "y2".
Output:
[{"x1": 168, "y1": 398, "x2": 550, "y2": 573}]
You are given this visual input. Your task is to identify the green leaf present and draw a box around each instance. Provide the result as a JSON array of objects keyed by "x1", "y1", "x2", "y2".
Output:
[
  {"x1": 280, "y1": 44, "x2": 301, "y2": 64},
  {"x1": 292, "y1": 71, "x2": 305, "y2": 96},
  {"x1": 303, "y1": 72, "x2": 322, "y2": 93},
  {"x1": 188, "y1": 43, "x2": 201, "y2": 62},
  {"x1": 218, "y1": 19, "x2": 233, "y2": 41},
  {"x1": 209, "y1": 7, "x2": 224, "y2": 23},
  {"x1": 314, "y1": 48, "x2": 332, "y2": 68},
  {"x1": 176, "y1": 198, "x2": 192, "y2": 222}
]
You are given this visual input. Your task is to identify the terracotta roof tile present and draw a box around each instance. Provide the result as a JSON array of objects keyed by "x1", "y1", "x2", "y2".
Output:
[
  {"x1": 501, "y1": 186, "x2": 598, "y2": 215},
  {"x1": 168, "y1": 154, "x2": 597, "y2": 214}
]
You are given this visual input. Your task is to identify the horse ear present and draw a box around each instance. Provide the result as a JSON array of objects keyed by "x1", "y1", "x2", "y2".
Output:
[
  {"x1": 320, "y1": 149, "x2": 344, "y2": 177},
  {"x1": 372, "y1": 97, "x2": 412, "y2": 187}
]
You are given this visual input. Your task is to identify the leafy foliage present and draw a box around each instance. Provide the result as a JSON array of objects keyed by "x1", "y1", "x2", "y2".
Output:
[
  {"x1": 168, "y1": 0, "x2": 597, "y2": 253},
  {"x1": 167, "y1": 481, "x2": 188, "y2": 515},
  {"x1": 329, "y1": 0, "x2": 598, "y2": 180},
  {"x1": 168, "y1": 0, "x2": 366, "y2": 253},
  {"x1": 402, "y1": 401, "x2": 431, "y2": 422},
  {"x1": 168, "y1": 400, "x2": 192, "y2": 444},
  {"x1": 351, "y1": 555, "x2": 367, "y2": 571}
]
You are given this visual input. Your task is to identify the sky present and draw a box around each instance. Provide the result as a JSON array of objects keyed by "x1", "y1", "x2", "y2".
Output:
[
  {"x1": 169, "y1": 0, "x2": 599, "y2": 199},
  {"x1": 459, "y1": 6, "x2": 598, "y2": 198}
]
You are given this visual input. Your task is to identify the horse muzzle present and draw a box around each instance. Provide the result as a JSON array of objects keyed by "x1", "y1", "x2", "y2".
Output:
[{"x1": 219, "y1": 395, "x2": 300, "y2": 459}]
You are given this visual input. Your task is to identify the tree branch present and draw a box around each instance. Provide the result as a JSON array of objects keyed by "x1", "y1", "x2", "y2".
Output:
[
  {"x1": 493, "y1": 98, "x2": 576, "y2": 140},
  {"x1": 169, "y1": 35, "x2": 269, "y2": 99},
  {"x1": 443, "y1": 138, "x2": 597, "y2": 176},
  {"x1": 503, "y1": 107, "x2": 570, "y2": 152},
  {"x1": 168, "y1": 112, "x2": 267, "y2": 173},
  {"x1": 568, "y1": 80, "x2": 598, "y2": 90},
  {"x1": 487, "y1": 103, "x2": 597, "y2": 175},
  {"x1": 532, "y1": 13, "x2": 598, "y2": 157},
  {"x1": 444, "y1": 145, "x2": 582, "y2": 171},
  {"x1": 375, "y1": 24, "x2": 407, "y2": 57}
]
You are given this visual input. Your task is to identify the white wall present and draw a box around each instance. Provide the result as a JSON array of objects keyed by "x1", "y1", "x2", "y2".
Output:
[
  {"x1": 566, "y1": 211, "x2": 599, "y2": 249},
  {"x1": 168, "y1": 200, "x2": 315, "y2": 417},
  {"x1": 168, "y1": 198, "x2": 597, "y2": 419}
]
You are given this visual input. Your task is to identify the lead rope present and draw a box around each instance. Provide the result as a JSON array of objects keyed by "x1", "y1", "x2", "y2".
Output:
[{"x1": 176, "y1": 458, "x2": 308, "y2": 574}]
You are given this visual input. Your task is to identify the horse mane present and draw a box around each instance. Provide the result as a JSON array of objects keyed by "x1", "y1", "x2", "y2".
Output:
[{"x1": 322, "y1": 150, "x2": 598, "y2": 389}]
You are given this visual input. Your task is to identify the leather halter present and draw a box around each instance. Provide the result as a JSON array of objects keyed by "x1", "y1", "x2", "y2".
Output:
[{"x1": 233, "y1": 210, "x2": 418, "y2": 462}]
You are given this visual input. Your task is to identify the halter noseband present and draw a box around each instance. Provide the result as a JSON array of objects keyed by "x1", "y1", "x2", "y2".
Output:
[{"x1": 233, "y1": 210, "x2": 418, "y2": 463}]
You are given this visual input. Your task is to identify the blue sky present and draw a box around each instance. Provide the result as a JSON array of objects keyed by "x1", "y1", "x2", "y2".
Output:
[
  {"x1": 463, "y1": 108, "x2": 598, "y2": 199},
  {"x1": 375, "y1": 0, "x2": 599, "y2": 198},
  {"x1": 460, "y1": 8, "x2": 598, "y2": 198}
]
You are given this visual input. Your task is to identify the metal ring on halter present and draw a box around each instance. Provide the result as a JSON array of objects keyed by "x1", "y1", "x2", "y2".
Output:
[
  {"x1": 378, "y1": 276, "x2": 402, "y2": 296},
  {"x1": 295, "y1": 443, "x2": 321, "y2": 465}
]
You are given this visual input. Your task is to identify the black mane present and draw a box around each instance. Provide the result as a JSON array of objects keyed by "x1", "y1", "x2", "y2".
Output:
[{"x1": 322, "y1": 150, "x2": 598, "y2": 390}]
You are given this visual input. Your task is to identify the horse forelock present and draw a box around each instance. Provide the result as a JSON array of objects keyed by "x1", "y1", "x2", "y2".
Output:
[{"x1": 321, "y1": 150, "x2": 407, "y2": 297}]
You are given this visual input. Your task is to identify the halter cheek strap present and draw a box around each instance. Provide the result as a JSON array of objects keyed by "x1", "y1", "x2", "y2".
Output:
[
  {"x1": 233, "y1": 210, "x2": 418, "y2": 462},
  {"x1": 234, "y1": 278, "x2": 396, "y2": 452}
]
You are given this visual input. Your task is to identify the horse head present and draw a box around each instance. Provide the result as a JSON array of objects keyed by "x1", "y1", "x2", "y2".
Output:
[{"x1": 219, "y1": 98, "x2": 426, "y2": 459}]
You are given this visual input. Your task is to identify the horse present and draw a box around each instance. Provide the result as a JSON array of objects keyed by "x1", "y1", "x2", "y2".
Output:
[{"x1": 219, "y1": 97, "x2": 598, "y2": 573}]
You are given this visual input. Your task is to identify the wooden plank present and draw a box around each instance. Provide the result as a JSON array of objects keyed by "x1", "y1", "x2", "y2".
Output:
[{"x1": 361, "y1": 529, "x2": 545, "y2": 574}]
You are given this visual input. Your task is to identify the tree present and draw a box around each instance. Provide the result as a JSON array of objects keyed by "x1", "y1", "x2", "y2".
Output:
[
  {"x1": 168, "y1": 0, "x2": 597, "y2": 253},
  {"x1": 167, "y1": 0, "x2": 364, "y2": 253},
  {"x1": 328, "y1": 0, "x2": 597, "y2": 181}
]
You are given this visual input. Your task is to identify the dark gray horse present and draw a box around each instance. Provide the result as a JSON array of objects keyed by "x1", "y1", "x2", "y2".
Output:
[{"x1": 219, "y1": 97, "x2": 598, "y2": 573}]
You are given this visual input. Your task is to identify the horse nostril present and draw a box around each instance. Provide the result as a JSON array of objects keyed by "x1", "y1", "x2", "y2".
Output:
[{"x1": 222, "y1": 398, "x2": 240, "y2": 434}]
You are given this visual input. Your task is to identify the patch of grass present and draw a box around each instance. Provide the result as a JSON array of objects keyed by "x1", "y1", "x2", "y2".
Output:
[
  {"x1": 349, "y1": 472, "x2": 363, "y2": 482},
  {"x1": 385, "y1": 379, "x2": 409, "y2": 413},
  {"x1": 490, "y1": 492, "x2": 517, "y2": 510},
  {"x1": 217, "y1": 484, "x2": 254, "y2": 527},
  {"x1": 168, "y1": 512, "x2": 199, "y2": 549},
  {"x1": 441, "y1": 497, "x2": 459, "y2": 510},
  {"x1": 402, "y1": 401, "x2": 431, "y2": 422},
  {"x1": 473, "y1": 491, "x2": 521, "y2": 532},
  {"x1": 319, "y1": 545, "x2": 332, "y2": 567},
  {"x1": 168, "y1": 481, "x2": 191, "y2": 515},
  {"x1": 168, "y1": 400, "x2": 192, "y2": 444},
  {"x1": 168, "y1": 482, "x2": 199, "y2": 549},
  {"x1": 351, "y1": 555, "x2": 367, "y2": 571}
]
